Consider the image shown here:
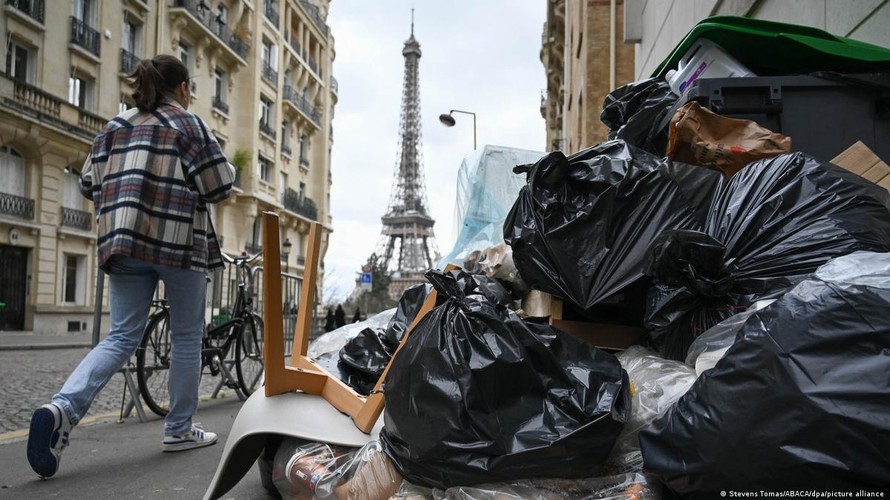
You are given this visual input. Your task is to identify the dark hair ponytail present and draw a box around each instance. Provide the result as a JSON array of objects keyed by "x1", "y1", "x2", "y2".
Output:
[{"x1": 129, "y1": 54, "x2": 189, "y2": 112}]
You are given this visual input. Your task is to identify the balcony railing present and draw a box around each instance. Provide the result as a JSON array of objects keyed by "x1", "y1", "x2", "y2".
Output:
[
  {"x1": 282, "y1": 188, "x2": 317, "y2": 221},
  {"x1": 0, "y1": 191, "x2": 35, "y2": 220},
  {"x1": 1, "y1": 72, "x2": 104, "y2": 139},
  {"x1": 330, "y1": 76, "x2": 338, "y2": 93},
  {"x1": 5, "y1": 0, "x2": 44, "y2": 24},
  {"x1": 212, "y1": 95, "x2": 229, "y2": 114},
  {"x1": 263, "y1": 0, "x2": 279, "y2": 27},
  {"x1": 233, "y1": 168, "x2": 242, "y2": 188},
  {"x1": 261, "y1": 63, "x2": 278, "y2": 85},
  {"x1": 172, "y1": 0, "x2": 248, "y2": 60},
  {"x1": 299, "y1": 0, "x2": 329, "y2": 38},
  {"x1": 296, "y1": 255, "x2": 305, "y2": 267},
  {"x1": 120, "y1": 48, "x2": 140, "y2": 75},
  {"x1": 61, "y1": 207, "x2": 92, "y2": 230},
  {"x1": 245, "y1": 241, "x2": 262, "y2": 254},
  {"x1": 282, "y1": 85, "x2": 321, "y2": 126},
  {"x1": 259, "y1": 122, "x2": 276, "y2": 139},
  {"x1": 282, "y1": 143, "x2": 292, "y2": 156},
  {"x1": 70, "y1": 16, "x2": 100, "y2": 57}
]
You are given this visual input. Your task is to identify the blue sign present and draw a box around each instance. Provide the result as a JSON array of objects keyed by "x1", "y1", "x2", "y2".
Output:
[{"x1": 361, "y1": 272, "x2": 372, "y2": 290}]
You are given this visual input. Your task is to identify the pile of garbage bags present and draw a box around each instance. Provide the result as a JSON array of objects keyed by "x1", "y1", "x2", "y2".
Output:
[{"x1": 278, "y1": 18, "x2": 890, "y2": 500}]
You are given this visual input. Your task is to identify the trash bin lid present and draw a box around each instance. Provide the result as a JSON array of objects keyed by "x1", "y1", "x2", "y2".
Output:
[{"x1": 652, "y1": 16, "x2": 890, "y2": 78}]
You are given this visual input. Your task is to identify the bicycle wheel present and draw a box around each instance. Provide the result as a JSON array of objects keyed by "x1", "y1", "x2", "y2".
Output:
[
  {"x1": 235, "y1": 313, "x2": 264, "y2": 396},
  {"x1": 136, "y1": 310, "x2": 172, "y2": 417}
]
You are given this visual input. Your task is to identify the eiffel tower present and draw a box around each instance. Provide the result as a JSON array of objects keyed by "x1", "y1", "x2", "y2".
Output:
[{"x1": 371, "y1": 13, "x2": 437, "y2": 296}]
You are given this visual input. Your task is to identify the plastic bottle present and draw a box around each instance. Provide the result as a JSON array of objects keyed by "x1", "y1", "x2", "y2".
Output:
[{"x1": 665, "y1": 39, "x2": 755, "y2": 96}]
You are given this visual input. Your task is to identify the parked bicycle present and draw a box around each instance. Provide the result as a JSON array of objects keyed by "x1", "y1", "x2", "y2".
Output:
[{"x1": 135, "y1": 252, "x2": 264, "y2": 417}]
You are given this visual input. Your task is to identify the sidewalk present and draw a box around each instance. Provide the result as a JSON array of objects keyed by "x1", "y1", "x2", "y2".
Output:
[
  {"x1": 0, "y1": 331, "x2": 96, "y2": 351},
  {"x1": 0, "y1": 396, "x2": 275, "y2": 499}
]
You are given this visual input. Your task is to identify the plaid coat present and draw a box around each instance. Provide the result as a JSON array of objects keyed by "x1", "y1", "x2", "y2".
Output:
[{"x1": 80, "y1": 99, "x2": 235, "y2": 272}]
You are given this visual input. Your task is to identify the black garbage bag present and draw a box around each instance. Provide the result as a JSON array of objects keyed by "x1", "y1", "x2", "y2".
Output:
[
  {"x1": 336, "y1": 284, "x2": 432, "y2": 395},
  {"x1": 504, "y1": 139, "x2": 721, "y2": 311},
  {"x1": 380, "y1": 269, "x2": 631, "y2": 489},
  {"x1": 600, "y1": 77, "x2": 678, "y2": 156},
  {"x1": 645, "y1": 152, "x2": 890, "y2": 360},
  {"x1": 639, "y1": 251, "x2": 890, "y2": 493}
]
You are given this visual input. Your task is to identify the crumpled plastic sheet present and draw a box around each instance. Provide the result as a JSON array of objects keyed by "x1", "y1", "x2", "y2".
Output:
[
  {"x1": 684, "y1": 299, "x2": 775, "y2": 376},
  {"x1": 605, "y1": 346, "x2": 696, "y2": 473},
  {"x1": 392, "y1": 473, "x2": 660, "y2": 500},
  {"x1": 307, "y1": 308, "x2": 396, "y2": 360},
  {"x1": 640, "y1": 251, "x2": 890, "y2": 493}
]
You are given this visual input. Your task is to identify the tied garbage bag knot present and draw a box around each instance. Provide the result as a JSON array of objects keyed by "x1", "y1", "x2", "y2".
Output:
[{"x1": 645, "y1": 230, "x2": 733, "y2": 298}]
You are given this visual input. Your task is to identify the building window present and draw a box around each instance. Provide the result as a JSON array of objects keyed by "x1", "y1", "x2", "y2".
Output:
[
  {"x1": 212, "y1": 68, "x2": 228, "y2": 113},
  {"x1": 279, "y1": 171, "x2": 288, "y2": 200},
  {"x1": 5, "y1": 40, "x2": 35, "y2": 83},
  {"x1": 63, "y1": 254, "x2": 86, "y2": 305},
  {"x1": 179, "y1": 42, "x2": 197, "y2": 94},
  {"x1": 258, "y1": 156, "x2": 272, "y2": 183},
  {"x1": 119, "y1": 94, "x2": 133, "y2": 115},
  {"x1": 62, "y1": 168, "x2": 83, "y2": 210},
  {"x1": 123, "y1": 18, "x2": 140, "y2": 54},
  {"x1": 0, "y1": 146, "x2": 26, "y2": 196},
  {"x1": 72, "y1": 0, "x2": 93, "y2": 23},
  {"x1": 259, "y1": 97, "x2": 275, "y2": 137},
  {"x1": 261, "y1": 38, "x2": 278, "y2": 84},
  {"x1": 281, "y1": 120, "x2": 291, "y2": 154},
  {"x1": 68, "y1": 75, "x2": 92, "y2": 110},
  {"x1": 298, "y1": 134, "x2": 309, "y2": 167}
]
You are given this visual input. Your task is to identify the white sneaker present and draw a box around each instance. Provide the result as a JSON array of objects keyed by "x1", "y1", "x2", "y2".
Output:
[
  {"x1": 162, "y1": 424, "x2": 218, "y2": 452},
  {"x1": 27, "y1": 403, "x2": 74, "y2": 478}
]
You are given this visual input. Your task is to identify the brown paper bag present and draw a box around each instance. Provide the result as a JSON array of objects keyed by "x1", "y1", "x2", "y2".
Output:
[{"x1": 667, "y1": 101, "x2": 791, "y2": 176}]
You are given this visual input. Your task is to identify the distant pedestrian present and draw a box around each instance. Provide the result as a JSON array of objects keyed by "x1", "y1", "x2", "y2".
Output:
[
  {"x1": 335, "y1": 304, "x2": 346, "y2": 328},
  {"x1": 28, "y1": 55, "x2": 234, "y2": 479},
  {"x1": 324, "y1": 308, "x2": 335, "y2": 332},
  {"x1": 352, "y1": 308, "x2": 362, "y2": 323}
]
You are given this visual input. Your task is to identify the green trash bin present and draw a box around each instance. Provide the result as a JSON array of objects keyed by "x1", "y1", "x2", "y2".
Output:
[{"x1": 652, "y1": 16, "x2": 890, "y2": 79}]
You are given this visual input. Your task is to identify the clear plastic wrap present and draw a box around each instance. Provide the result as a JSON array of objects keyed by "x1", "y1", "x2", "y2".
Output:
[
  {"x1": 393, "y1": 473, "x2": 660, "y2": 499},
  {"x1": 315, "y1": 440, "x2": 404, "y2": 500},
  {"x1": 684, "y1": 299, "x2": 775, "y2": 376},
  {"x1": 438, "y1": 145, "x2": 544, "y2": 269},
  {"x1": 307, "y1": 308, "x2": 396, "y2": 359},
  {"x1": 271, "y1": 438, "x2": 358, "y2": 499},
  {"x1": 606, "y1": 346, "x2": 696, "y2": 472}
]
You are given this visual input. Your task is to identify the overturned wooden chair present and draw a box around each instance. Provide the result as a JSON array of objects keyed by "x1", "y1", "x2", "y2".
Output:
[{"x1": 204, "y1": 211, "x2": 438, "y2": 499}]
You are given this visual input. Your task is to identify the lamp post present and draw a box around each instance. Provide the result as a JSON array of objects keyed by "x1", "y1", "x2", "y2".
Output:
[
  {"x1": 282, "y1": 237, "x2": 292, "y2": 273},
  {"x1": 438, "y1": 109, "x2": 477, "y2": 150}
]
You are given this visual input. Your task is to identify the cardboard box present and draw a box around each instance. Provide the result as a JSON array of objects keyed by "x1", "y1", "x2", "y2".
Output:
[{"x1": 832, "y1": 141, "x2": 890, "y2": 192}]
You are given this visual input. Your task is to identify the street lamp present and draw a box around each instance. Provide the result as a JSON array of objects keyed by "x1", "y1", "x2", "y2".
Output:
[
  {"x1": 282, "y1": 237, "x2": 292, "y2": 273},
  {"x1": 439, "y1": 109, "x2": 477, "y2": 150}
]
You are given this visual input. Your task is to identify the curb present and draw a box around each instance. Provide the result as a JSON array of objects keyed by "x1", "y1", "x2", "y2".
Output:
[{"x1": 0, "y1": 343, "x2": 93, "y2": 352}]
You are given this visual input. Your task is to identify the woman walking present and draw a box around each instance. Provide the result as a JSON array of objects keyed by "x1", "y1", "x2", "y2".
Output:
[{"x1": 27, "y1": 55, "x2": 235, "y2": 478}]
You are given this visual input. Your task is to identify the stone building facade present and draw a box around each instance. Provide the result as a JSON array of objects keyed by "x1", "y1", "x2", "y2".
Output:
[
  {"x1": 540, "y1": 0, "x2": 636, "y2": 154},
  {"x1": 0, "y1": 0, "x2": 335, "y2": 334}
]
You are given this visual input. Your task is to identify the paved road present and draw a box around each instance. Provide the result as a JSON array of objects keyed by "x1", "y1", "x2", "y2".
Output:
[{"x1": 0, "y1": 347, "x2": 241, "y2": 434}]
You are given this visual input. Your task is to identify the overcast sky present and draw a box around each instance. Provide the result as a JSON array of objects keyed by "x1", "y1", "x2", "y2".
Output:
[{"x1": 323, "y1": 0, "x2": 547, "y2": 303}]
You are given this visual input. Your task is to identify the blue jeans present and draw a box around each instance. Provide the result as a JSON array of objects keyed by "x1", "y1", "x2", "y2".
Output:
[{"x1": 53, "y1": 256, "x2": 206, "y2": 436}]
